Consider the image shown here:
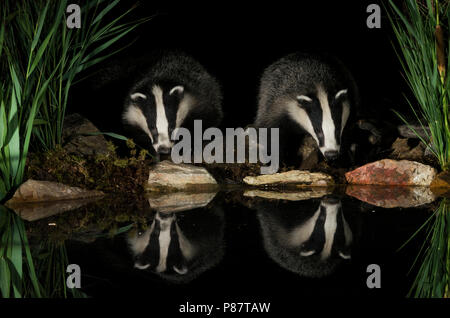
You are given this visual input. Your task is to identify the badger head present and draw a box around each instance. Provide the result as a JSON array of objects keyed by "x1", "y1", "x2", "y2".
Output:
[
  {"x1": 122, "y1": 84, "x2": 190, "y2": 155},
  {"x1": 127, "y1": 212, "x2": 196, "y2": 275},
  {"x1": 257, "y1": 195, "x2": 353, "y2": 278},
  {"x1": 292, "y1": 196, "x2": 352, "y2": 261},
  {"x1": 288, "y1": 84, "x2": 350, "y2": 161}
]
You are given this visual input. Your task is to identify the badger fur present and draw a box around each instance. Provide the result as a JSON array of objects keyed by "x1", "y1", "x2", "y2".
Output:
[
  {"x1": 122, "y1": 52, "x2": 223, "y2": 155},
  {"x1": 127, "y1": 206, "x2": 225, "y2": 284},
  {"x1": 255, "y1": 52, "x2": 359, "y2": 164},
  {"x1": 256, "y1": 196, "x2": 352, "y2": 278}
]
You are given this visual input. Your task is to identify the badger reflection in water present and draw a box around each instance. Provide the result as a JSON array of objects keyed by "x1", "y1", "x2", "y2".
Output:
[
  {"x1": 127, "y1": 206, "x2": 224, "y2": 283},
  {"x1": 256, "y1": 196, "x2": 352, "y2": 278}
]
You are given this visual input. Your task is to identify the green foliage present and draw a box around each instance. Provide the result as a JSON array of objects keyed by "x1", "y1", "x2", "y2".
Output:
[
  {"x1": 388, "y1": 0, "x2": 450, "y2": 171},
  {"x1": 406, "y1": 199, "x2": 450, "y2": 298},
  {"x1": 0, "y1": 0, "x2": 151, "y2": 297},
  {"x1": 0, "y1": 204, "x2": 132, "y2": 298},
  {"x1": 0, "y1": 206, "x2": 42, "y2": 298},
  {"x1": 0, "y1": 0, "x2": 150, "y2": 201},
  {"x1": 0, "y1": 11, "x2": 54, "y2": 201}
]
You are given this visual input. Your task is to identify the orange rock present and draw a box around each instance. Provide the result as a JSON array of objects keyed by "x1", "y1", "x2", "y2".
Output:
[{"x1": 345, "y1": 159, "x2": 437, "y2": 186}]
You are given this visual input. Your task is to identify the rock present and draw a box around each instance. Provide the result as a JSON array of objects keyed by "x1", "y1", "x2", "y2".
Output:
[
  {"x1": 390, "y1": 138, "x2": 425, "y2": 161},
  {"x1": 8, "y1": 197, "x2": 102, "y2": 222},
  {"x1": 62, "y1": 113, "x2": 111, "y2": 156},
  {"x1": 146, "y1": 160, "x2": 218, "y2": 191},
  {"x1": 346, "y1": 185, "x2": 436, "y2": 208},
  {"x1": 398, "y1": 124, "x2": 431, "y2": 139},
  {"x1": 6, "y1": 179, "x2": 104, "y2": 204},
  {"x1": 5, "y1": 179, "x2": 104, "y2": 221},
  {"x1": 345, "y1": 159, "x2": 437, "y2": 186},
  {"x1": 430, "y1": 171, "x2": 450, "y2": 197},
  {"x1": 147, "y1": 191, "x2": 217, "y2": 213},
  {"x1": 298, "y1": 136, "x2": 319, "y2": 170},
  {"x1": 243, "y1": 170, "x2": 334, "y2": 187},
  {"x1": 244, "y1": 188, "x2": 332, "y2": 201}
]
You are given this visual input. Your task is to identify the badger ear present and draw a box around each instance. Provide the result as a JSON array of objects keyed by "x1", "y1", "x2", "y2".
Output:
[
  {"x1": 134, "y1": 263, "x2": 151, "y2": 270},
  {"x1": 300, "y1": 249, "x2": 315, "y2": 257},
  {"x1": 338, "y1": 251, "x2": 351, "y2": 260},
  {"x1": 173, "y1": 265, "x2": 188, "y2": 275},
  {"x1": 130, "y1": 92, "x2": 147, "y2": 101},
  {"x1": 296, "y1": 95, "x2": 312, "y2": 102},
  {"x1": 169, "y1": 85, "x2": 184, "y2": 96},
  {"x1": 335, "y1": 89, "x2": 348, "y2": 99}
]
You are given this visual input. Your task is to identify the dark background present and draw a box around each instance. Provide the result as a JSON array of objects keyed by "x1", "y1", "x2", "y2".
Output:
[{"x1": 71, "y1": 0, "x2": 410, "y2": 133}]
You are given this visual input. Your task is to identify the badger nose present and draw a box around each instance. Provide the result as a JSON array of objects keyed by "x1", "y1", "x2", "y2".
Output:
[
  {"x1": 157, "y1": 146, "x2": 171, "y2": 155},
  {"x1": 324, "y1": 150, "x2": 339, "y2": 161},
  {"x1": 322, "y1": 195, "x2": 340, "y2": 204}
]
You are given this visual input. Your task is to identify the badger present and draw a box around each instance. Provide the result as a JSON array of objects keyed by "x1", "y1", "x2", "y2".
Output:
[
  {"x1": 127, "y1": 207, "x2": 225, "y2": 284},
  {"x1": 255, "y1": 52, "x2": 359, "y2": 164},
  {"x1": 256, "y1": 196, "x2": 352, "y2": 278},
  {"x1": 122, "y1": 52, "x2": 223, "y2": 155}
]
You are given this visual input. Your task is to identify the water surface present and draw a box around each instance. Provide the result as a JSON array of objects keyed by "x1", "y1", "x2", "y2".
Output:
[{"x1": 3, "y1": 185, "x2": 443, "y2": 300}]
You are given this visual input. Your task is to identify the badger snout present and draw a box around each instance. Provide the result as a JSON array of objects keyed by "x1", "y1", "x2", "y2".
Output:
[
  {"x1": 153, "y1": 138, "x2": 174, "y2": 155},
  {"x1": 321, "y1": 195, "x2": 340, "y2": 205},
  {"x1": 323, "y1": 150, "x2": 339, "y2": 161},
  {"x1": 155, "y1": 144, "x2": 171, "y2": 155}
]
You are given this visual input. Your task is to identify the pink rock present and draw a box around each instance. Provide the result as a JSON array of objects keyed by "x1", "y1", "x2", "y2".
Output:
[
  {"x1": 345, "y1": 159, "x2": 437, "y2": 186},
  {"x1": 346, "y1": 185, "x2": 435, "y2": 208}
]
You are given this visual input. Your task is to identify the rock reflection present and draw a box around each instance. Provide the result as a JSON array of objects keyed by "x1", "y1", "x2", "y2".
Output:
[
  {"x1": 7, "y1": 197, "x2": 102, "y2": 221},
  {"x1": 244, "y1": 188, "x2": 332, "y2": 201},
  {"x1": 127, "y1": 205, "x2": 224, "y2": 283},
  {"x1": 147, "y1": 191, "x2": 217, "y2": 213},
  {"x1": 346, "y1": 185, "x2": 436, "y2": 208},
  {"x1": 256, "y1": 196, "x2": 352, "y2": 277}
]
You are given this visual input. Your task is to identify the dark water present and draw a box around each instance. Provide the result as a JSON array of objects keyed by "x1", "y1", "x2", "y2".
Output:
[
  {"x1": 5, "y1": 187, "x2": 439, "y2": 303},
  {"x1": 72, "y1": 202, "x2": 424, "y2": 297}
]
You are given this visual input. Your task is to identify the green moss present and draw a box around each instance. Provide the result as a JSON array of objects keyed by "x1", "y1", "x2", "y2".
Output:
[
  {"x1": 126, "y1": 138, "x2": 136, "y2": 149},
  {"x1": 113, "y1": 158, "x2": 129, "y2": 168},
  {"x1": 25, "y1": 140, "x2": 152, "y2": 197}
]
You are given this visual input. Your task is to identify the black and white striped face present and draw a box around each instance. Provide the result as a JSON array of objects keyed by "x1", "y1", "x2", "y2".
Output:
[
  {"x1": 257, "y1": 196, "x2": 353, "y2": 277},
  {"x1": 123, "y1": 84, "x2": 189, "y2": 154},
  {"x1": 127, "y1": 212, "x2": 194, "y2": 275},
  {"x1": 289, "y1": 197, "x2": 352, "y2": 260},
  {"x1": 288, "y1": 84, "x2": 350, "y2": 161}
]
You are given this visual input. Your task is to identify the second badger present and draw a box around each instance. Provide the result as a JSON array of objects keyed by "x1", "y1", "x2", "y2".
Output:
[
  {"x1": 122, "y1": 52, "x2": 223, "y2": 155},
  {"x1": 255, "y1": 52, "x2": 359, "y2": 164}
]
